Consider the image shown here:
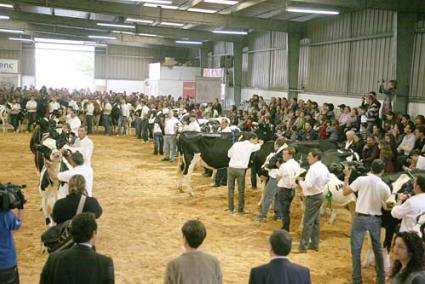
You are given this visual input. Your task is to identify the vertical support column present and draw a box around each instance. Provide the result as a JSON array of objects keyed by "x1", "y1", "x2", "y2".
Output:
[
  {"x1": 394, "y1": 11, "x2": 416, "y2": 114},
  {"x1": 200, "y1": 42, "x2": 212, "y2": 68},
  {"x1": 233, "y1": 41, "x2": 243, "y2": 107},
  {"x1": 287, "y1": 32, "x2": 301, "y2": 100}
]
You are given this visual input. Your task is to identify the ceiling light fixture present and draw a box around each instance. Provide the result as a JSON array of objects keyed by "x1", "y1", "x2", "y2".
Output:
[
  {"x1": 0, "y1": 28, "x2": 24, "y2": 34},
  {"x1": 175, "y1": 40, "x2": 202, "y2": 45},
  {"x1": 212, "y1": 30, "x2": 247, "y2": 35},
  {"x1": 188, "y1": 8, "x2": 216, "y2": 13},
  {"x1": 97, "y1": 23, "x2": 135, "y2": 29},
  {"x1": 126, "y1": 18, "x2": 154, "y2": 24},
  {"x1": 138, "y1": 33, "x2": 159, "y2": 37},
  {"x1": 88, "y1": 35, "x2": 117, "y2": 40},
  {"x1": 204, "y1": 0, "x2": 238, "y2": 5},
  {"x1": 0, "y1": 15, "x2": 10, "y2": 20},
  {"x1": 125, "y1": 0, "x2": 172, "y2": 3},
  {"x1": 144, "y1": 3, "x2": 178, "y2": 9},
  {"x1": 160, "y1": 21, "x2": 184, "y2": 27},
  {"x1": 286, "y1": 7, "x2": 339, "y2": 15},
  {"x1": 9, "y1": 37, "x2": 33, "y2": 42},
  {"x1": 112, "y1": 30, "x2": 136, "y2": 35},
  {"x1": 34, "y1": 37, "x2": 85, "y2": 45},
  {"x1": 0, "y1": 3, "x2": 13, "y2": 8}
]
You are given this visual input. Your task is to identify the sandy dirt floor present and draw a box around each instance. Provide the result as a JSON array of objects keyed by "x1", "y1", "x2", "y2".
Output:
[{"x1": 0, "y1": 132, "x2": 378, "y2": 283}]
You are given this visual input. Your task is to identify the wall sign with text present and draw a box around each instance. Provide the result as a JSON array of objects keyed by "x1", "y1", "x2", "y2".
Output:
[{"x1": 0, "y1": 59, "x2": 19, "y2": 73}]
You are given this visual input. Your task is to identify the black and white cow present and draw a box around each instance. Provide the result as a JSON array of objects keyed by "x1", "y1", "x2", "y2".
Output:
[{"x1": 0, "y1": 104, "x2": 10, "y2": 132}]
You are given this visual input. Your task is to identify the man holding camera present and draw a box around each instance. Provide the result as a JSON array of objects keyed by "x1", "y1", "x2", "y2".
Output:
[{"x1": 0, "y1": 190, "x2": 25, "y2": 284}]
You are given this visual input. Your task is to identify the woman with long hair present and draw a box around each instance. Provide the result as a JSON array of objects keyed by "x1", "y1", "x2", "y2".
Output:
[{"x1": 390, "y1": 231, "x2": 425, "y2": 284}]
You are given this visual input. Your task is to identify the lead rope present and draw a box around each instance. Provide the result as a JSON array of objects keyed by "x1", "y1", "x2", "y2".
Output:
[{"x1": 325, "y1": 184, "x2": 333, "y2": 210}]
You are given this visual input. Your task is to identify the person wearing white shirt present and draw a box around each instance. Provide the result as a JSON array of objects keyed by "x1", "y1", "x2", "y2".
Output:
[
  {"x1": 227, "y1": 133, "x2": 262, "y2": 213},
  {"x1": 140, "y1": 101, "x2": 150, "y2": 142},
  {"x1": 85, "y1": 101, "x2": 94, "y2": 134},
  {"x1": 50, "y1": 152, "x2": 94, "y2": 198},
  {"x1": 68, "y1": 99, "x2": 79, "y2": 112},
  {"x1": 254, "y1": 138, "x2": 287, "y2": 222},
  {"x1": 276, "y1": 147, "x2": 301, "y2": 231},
  {"x1": 118, "y1": 98, "x2": 129, "y2": 136},
  {"x1": 67, "y1": 127, "x2": 94, "y2": 167},
  {"x1": 26, "y1": 96, "x2": 37, "y2": 131},
  {"x1": 102, "y1": 99, "x2": 112, "y2": 135},
  {"x1": 391, "y1": 175, "x2": 425, "y2": 235},
  {"x1": 343, "y1": 159, "x2": 391, "y2": 284},
  {"x1": 185, "y1": 115, "x2": 201, "y2": 132},
  {"x1": 9, "y1": 99, "x2": 21, "y2": 132},
  {"x1": 298, "y1": 149, "x2": 330, "y2": 253},
  {"x1": 163, "y1": 111, "x2": 180, "y2": 162},
  {"x1": 66, "y1": 109, "x2": 81, "y2": 138},
  {"x1": 49, "y1": 98, "x2": 61, "y2": 114}
]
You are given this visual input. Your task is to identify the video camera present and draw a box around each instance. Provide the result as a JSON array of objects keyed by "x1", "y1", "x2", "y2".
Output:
[{"x1": 0, "y1": 183, "x2": 26, "y2": 211}]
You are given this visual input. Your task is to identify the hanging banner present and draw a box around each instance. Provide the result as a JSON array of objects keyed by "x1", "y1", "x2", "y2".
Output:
[
  {"x1": 202, "y1": 68, "x2": 223, "y2": 78},
  {"x1": 183, "y1": 81, "x2": 196, "y2": 98},
  {"x1": 0, "y1": 59, "x2": 18, "y2": 73}
]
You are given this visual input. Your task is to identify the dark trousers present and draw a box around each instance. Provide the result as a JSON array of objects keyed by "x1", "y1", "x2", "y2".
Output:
[
  {"x1": 141, "y1": 119, "x2": 149, "y2": 142},
  {"x1": 228, "y1": 167, "x2": 246, "y2": 212},
  {"x1": 250, "y1": 166, "x2": 257, "y2": 188},
  {"x1": 299, "y1": 193, "x2": 324, "y2": 250},
  {"x1": 103, "y1": 114, "x2": 111, "y2": 135},
  {"x1": 135, "y1": 118, "x2": 142, "y2": 139},
  {"x1": 0, "y1": 266, "x2": 19, "y2": 284},
  {"x1": 86, "y1": 115, "x2": 93, "y2": 134},
  {"x1": 278, "y1": 188, "x2": 295, "y2": 231},
  {"x1": 215, "y1": 168, "x2": 227, "y2": 186},
  {"x1": 10, "y1": 114, "x2": 19, "y2": 131},
  {"x1": 153, "y1": 133, "x2": 164, "y2": 155},
  {"x1": 27, "y1": 112, "x2": 36, "y2": 132}
]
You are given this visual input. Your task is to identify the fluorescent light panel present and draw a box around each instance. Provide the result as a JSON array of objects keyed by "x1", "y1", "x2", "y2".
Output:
[
  {"x1": 9, "y1": 37, "x2": 33, "y2": 42},
  {"x1": 176, "y1": 40, "x2": 202, "y2": 45},
  {"x1": 213, "y1": 30, "x2": 247, "y2": 35},
  {"x1": 126, "y1": 18, "x2": 154, "y2": 24},
  {"x1": 34, "y1": 37, "x2": 85, "y2": 45},
  {"x1": 138, "y1": 33, "x2": 159, "y2": 37},
  {"x1": 204, "y1": 0, "x2": 238, "y2": 5},
  {"x1": 0, "y1": 15, "x2": 10, "y2": 20},
  {"x1": 130, "y1": 0, "x2": 172, "y2": 3},
  {"x1": 160, "y1": 21, "x2": 184, "y2": 27},
  {"x1": 0, "y1": 3, "x2": 13, "y2": 8},
  {"x1": 112, "y1": 30, "x2": 136, "y2": 35},
  {"x1": 286, "y1": 7, "x2": 339, "y2": 15},
  {"x1": 144, "y1": 3, "x2": 178, "y2": 9},
  {"x1": 97, "y1": 23, "x2": 135, "y2": 29},
  {"x1": 88, "y1": 35, "x2": 117, "y2": 40},
  {"x1": 0, "y1": 28, "x2": 24, "y2": 34},
  {"x1": 188, "y1": 8, "x2": 216, "y2": 13}
]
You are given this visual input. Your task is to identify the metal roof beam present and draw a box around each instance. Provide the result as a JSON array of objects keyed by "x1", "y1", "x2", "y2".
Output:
[{"x1": 11, "y1": 0, "x2": 301, "y2": 32}]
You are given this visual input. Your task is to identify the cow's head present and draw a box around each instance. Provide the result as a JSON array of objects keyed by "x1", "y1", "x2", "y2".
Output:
[{"x1": 384, "y1": 174, "x2": 413, "y2": 209}]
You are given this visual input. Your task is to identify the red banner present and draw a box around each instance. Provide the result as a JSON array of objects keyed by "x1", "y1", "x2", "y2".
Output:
[{"x1": 183, "y1": 81, "x2": 196, "y2": 98}]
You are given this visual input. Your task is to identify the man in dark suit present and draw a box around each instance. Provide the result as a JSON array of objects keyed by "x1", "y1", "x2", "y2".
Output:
[
  {"x1": 40, "y1": 213, "x2": 114, "y2": 284},
  {"x1": 248, "y1": 229, "x2": 311, "y2": 284}
]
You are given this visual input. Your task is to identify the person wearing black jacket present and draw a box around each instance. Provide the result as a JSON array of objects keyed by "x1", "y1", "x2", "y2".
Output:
[
  {"x1": 40, "y1": 213, "x2": 114, "y2": 284},
  {"x1": 52, "y1": 175, "x2": 102, "y2": 224}
]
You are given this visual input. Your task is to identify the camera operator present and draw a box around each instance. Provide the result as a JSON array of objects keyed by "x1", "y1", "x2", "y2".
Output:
[{"x1": 0, "y1": 190, "x2": 25, "y2": 284}]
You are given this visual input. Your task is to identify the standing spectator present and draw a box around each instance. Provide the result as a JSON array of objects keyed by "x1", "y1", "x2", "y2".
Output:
[
  {"x1": 390, "y1": 232, "x2": 425, "y2": 284},
  {"x1": 164, "y1": 220, "x2": 222, "y2": 284},
  {"x1": 9, "y1": 99, "x2": 21, "y2": 132},
  {"x1": 118, "y1": 98, "x2": 129, "y2": 136},
  {"x1": 85, "y1": 100, "x2": 94, "y2": 134},
  {"x1": 227, "y1": 133, "x2": 262, "y2": 214},
  {"x1": 343, "y1": 159, "x2": 391, "y2": 284},
  {"x1": 212, "y1": 98, "x2": 222, "y2": 116},
  {"x1": 391, "y1": 175, "x2": 425, "y2": 234},
  {"x1": 276, "y1": 147, "x2": 301, "y2": 231},
  {"x1": 254, "y1": 138, "x2": 287, "y2": 221},
  {"x1": 25, "y1": 95, "x2": 37, "y2": 132},
  {"x1": 153, "y1": 116, "x2": 164, "y2": 156},
  {"x1": 102, "y1": 98, "x2": 112, "y2": 135},
  {"x1": 40, "y1": 213, "x2": 115, "y2": 284},
  {"x1": 140, "y1": 101, "x2": 150, "y2": 143},
  {"x1": 364, "y1": 93, "x2": 380, "y2": 133},
  {"x1": 71, "y1": 127, "x2": 94, "y2": 167},
  {"x1": 66, "y1": 108, "x2": 81, "y2": 140},
  {"x1": 0, "y1": 196, "x2": 24, "y2": 284},
  {"x1": 379, "y1": 80, "x2": 397, "y2": 117},
  {"x1": 248, "y1": 230, "x2": 311, "y2": 284},
  {"x1": 298, "y1": 149, "x2": 330, "y2": 253},
  {"x1": 163, "y1": 111, "x2": 179, "y2": 162}
]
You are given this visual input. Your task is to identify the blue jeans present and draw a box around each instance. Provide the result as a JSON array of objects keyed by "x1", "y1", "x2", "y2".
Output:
[
  {"x1": 135, "y1": 118, "x2": 142, "y2": 138},
  {"x1": 163, "y1": 134, "x2": 176, "y2": 160},
  {"x1": 118, "y1": 116, "x2": 128, "y2": 136},
  {"x1": 141, "y1": 119, "x2": 149, "y2": 142},
  {"x1": 299, "y1": 193, "x2": 324, "y2": 250},
  {"x1": 278, "y1": 187, "x2": 295, "y2": 231},
  {"x1": 351, "y1": 214, "x2": 385, "y2": 284},
  {"x1": 153, "y1": 133, "x2": 163, "y2": 154},
  {"x1": 102, "y1": 114, "x2": 111, "y2": 135},
  {"x1": 259, "y1": 178, "x2": 280, "y2": 218}
]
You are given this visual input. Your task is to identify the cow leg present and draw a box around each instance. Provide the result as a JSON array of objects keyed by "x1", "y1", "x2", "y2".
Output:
[
  {"x1": 211, "y1": 169, "x2": 217, "y2": 181},
  {"x1": 383, "y1": 249, "x2": 391, "y2": 273},
  {"x1": 256, "y1": 177, "x2": 267, "y2": 208},
  {"x1": 184, "y1": 154, "x2": 201, "y2": 196},
  {"x1": 362, "y1": 234, "x2": 375, "y2": 268},
  {"x1": 328, "y1": 208, "x2": 337, "y2": 224}
]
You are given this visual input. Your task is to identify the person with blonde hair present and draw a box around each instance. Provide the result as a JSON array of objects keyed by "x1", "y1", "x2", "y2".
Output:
[{"x1": 52, "y1": 175, "x2": 102, "y2": 224}]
